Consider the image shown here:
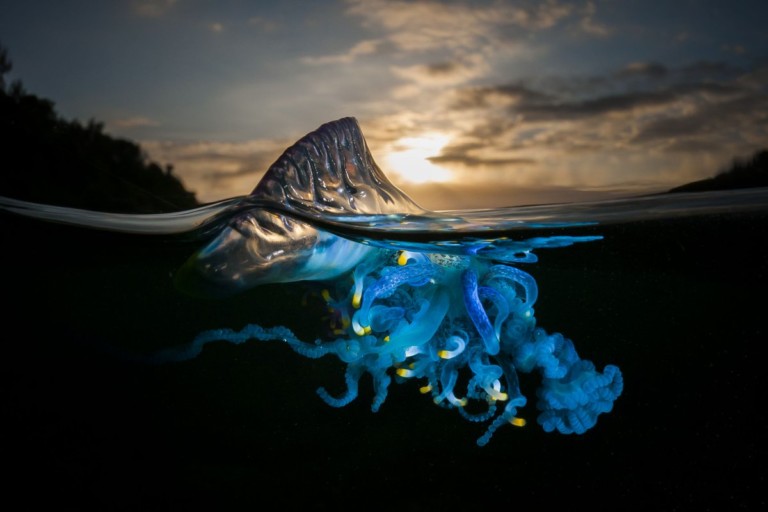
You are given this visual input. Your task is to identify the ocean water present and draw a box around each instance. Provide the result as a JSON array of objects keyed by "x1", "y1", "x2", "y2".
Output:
[{"x1": 2, "y1": 188, "x2": 766, "y2": 510}]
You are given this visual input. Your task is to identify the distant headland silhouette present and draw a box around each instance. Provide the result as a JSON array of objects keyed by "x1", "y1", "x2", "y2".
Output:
[
  {"x1": 668, "y1": 149, "x2": 768, "y2": 194},
  {"x1": 0, "y1": 44, "x2": 199, "y2": 214}
]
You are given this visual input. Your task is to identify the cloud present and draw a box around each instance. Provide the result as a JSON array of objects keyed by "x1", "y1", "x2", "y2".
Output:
[
  {"x1": 155, "y1": 55, "x2": 765, "y2": 205},
  {"x1": 391, "y1": 55, "x2": 489, "y2": 86},
  {"x1": 305, "y1": 0, "x2": 580, "y2": 67},
  {"x1": 633, "y1": 90, "x2": 768, "y2": 147},
  {"x1": 345, "y1": 0, "x2": 576, "y2": 47},
  {"x1": 451, "y1": 68, "x2": 752, "y2": 123},
  {"x1": 579, "y1": 1, "x2": 612, "y2": 37},
  {"x1": 429, "y1": 60, "x2": 768, "y2": 192},
  {"x1": 678, "y1": 60, "x2": 744, "y2": 81},
  {"x1": 429, "y1": 153, "x2": 536, "y2": 167},
  {"x1": 450, "y1": 84, "x2": 554, "y2": 110},
  {"x1": 298, "y1": 0, "x2": 615, "y2": 122},
  {"x1": 110, "y1": 116, "x2": 159, "y2": 129},
  {"x1": 132, "y1": 0, "x2": 177, "y2": 18},
  {"x1": 141, "y1": 138, "x2": 289, "y2": 202},
  {"x1": 247, "y1": 16, "x2": 279, "y2": 33},
  {"x1": 616, "y1": 61, "x2": 669, "y2": 80},
  {"x1": 418, "y1": 140, "x2": 535, "y2": 168},
  {"x1": 301, "y1": 39, "x2": 384, "y2": 65},
  {"x1": 518, "y1": 90, "x2": 681, "y2": 121},
  {"x1": 721, "y1": 43, "x2": 746, "y2": 55}
]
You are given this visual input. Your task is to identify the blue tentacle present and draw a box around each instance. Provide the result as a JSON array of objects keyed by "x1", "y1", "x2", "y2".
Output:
[
  {"x1": 317, "y1": 365, "x2": 365, "y2": 408},
  {"x1": 462, "y1": 268, "x2": 499, "y2": 355},
  {"x1": 488, "y1": 264, "x2": 539, "y2": 307},
  {"x1": 185, "y1": 242, "x2": 623, "y2": 446}
]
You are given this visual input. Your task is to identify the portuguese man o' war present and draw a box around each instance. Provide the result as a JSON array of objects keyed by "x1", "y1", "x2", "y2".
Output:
[
  {"x1": 0, "y1": 117, "x2": 623, "y2": 445},
  {"x1": 160, "y1": 117, "x2": 624, "y2": 446}
]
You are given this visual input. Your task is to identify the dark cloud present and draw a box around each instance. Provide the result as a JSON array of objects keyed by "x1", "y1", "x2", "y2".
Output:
[
  {"x1": 423, "y1": 140, "x2": 535, "y2": 167},
  {"x1": 661, "y1": 139, "x2": 722, "y2": 153},
  {"x1": 721, "y1": 43, "x2": 747, "y2": 56},
  {"x1": 428, "y1": 153, "x2": 535, "y2": 166},
  {"x1": 465, "y1": 119, "x2": 522, "y2": 140},
  {"x1": 432, "y1": 60, "x2": 767, "y2": 185},
  {"x1": 452, "y1": 82, "x2": 680, "y2": 120},
  {"x1": 424, "y1": 61, "x2": 460, "y2": 76},
  {"x1": 462, "y1": 60, "x2": 749, "y2": 109},
  {"x1": 633, "y1": 116, "x2": 708, "y2": 143},
  {"x1": 633, "y1": 91, "x2": 768, "y2": 144},
  {"x1": 615, "y1": 61, "x2": 668, "y2": 80},
  {"x1": 667, "y1": 82, "x2": 742, "y2": 97},
  {"x1": 450, "y1": 84, "x2": 553, "y2": 109},
  {"x1": 391, "y1": 57, "x2": 487, "y2": 84},
  {"x1": 678, "y1": 60, "x2": 744, "y2": 82},
  {"x1": 518, "y1": 90, "x2": 675, "y2": 120},
  {"x1": 449, "y1": 60, "x2": 766, "y2": 140},
  {"x1": 521, "y1": 81, "x2": 746, "y2": 121}
]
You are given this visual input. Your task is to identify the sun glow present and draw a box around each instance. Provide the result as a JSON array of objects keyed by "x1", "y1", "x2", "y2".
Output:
[{"x1": 385, "y1": 133, "x2": 453, "y2": 184}]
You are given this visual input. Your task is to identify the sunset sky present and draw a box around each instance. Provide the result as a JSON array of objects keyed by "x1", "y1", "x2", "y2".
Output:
[{"x1": 1, "y1": 0, "x2": 766, "y2": 209}]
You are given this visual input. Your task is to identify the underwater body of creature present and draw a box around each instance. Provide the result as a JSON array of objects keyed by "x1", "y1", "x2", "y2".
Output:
[
  {"x1": 0, "y1": 117, "x2": 623, "y2": 446},
  {"x1": 159, "y1": 117, "x2": 624, "y2": 446}
]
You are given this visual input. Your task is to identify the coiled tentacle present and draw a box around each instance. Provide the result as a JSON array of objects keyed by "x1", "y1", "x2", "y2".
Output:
[{"x1": 184, "y1": 245, "x2": 622, "y2": 446}]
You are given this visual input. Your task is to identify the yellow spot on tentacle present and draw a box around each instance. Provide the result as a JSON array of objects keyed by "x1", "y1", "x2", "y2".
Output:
[
  {"x1": 486, "y1": 379, "x2": 508, "y2": 401},
  {"x1": 383, "y1": 335, "x2": 390, "y2": 342},
  {"x1": 448, "y1": 395, "x2": 468, "y2": 407},
  {"x1": 321, "y1": 289, "x2": 331, "y2": 302},
  {"x1": 420, "y1": 384, "x2": 432, "y2": 394},
  {"x1": 352, "y1": 273, "x2": 364, "y2": 308},
  {"x1": 352, "y1": 318, "x2": 366, "y2": 336},
  {"x1": 396, "y1": 368, "x2": 415, "y2": 378},
  {"x1": 397, "y1": 251, "x2": 409, "y2": 266},
  {"x1": 509, "y1": 417, "x2": 526, "y2": 427},
  {"x1": 438, "y1": 335, "x2": 466, "y2": 359}
]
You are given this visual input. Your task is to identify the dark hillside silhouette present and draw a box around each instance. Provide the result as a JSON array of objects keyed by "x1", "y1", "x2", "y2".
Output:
[
  {"x1": 669, "y1": 148, "x2": 768, "y2": 193},
  {"x1": 0, "y1": 45, "x2": 199, "y2": 213}
]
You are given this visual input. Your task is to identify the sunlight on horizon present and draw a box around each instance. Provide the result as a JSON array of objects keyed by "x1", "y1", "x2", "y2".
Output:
[{"x1": 384, "y1": 133, "x2": 453, "y2": 184}]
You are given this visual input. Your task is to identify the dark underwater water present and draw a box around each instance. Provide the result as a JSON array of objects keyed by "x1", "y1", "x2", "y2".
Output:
[{"x1": 2, "y1": 190, "x2": 767, "y2": 510}]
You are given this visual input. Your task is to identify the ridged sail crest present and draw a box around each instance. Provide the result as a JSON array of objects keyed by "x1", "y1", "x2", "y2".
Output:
[{"x1": 252, "y1": 117, "x2": 424, "y2": 215}]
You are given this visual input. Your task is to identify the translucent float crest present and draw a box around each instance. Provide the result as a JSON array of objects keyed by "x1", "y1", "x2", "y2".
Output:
[
  {"x1": 176, "y1": 117, "x2": 426, "y2": 296},
  {"x1": 163, "y1": 117, "x2": 624, "y2": 446}
]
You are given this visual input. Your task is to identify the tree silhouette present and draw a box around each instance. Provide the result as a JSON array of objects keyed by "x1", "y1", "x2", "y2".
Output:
[
  {"x1": 669, "y1": 149, "x2": 768, "y2": 193},
  {"x1": 0, "y1": 44, "x2": 199, "y2": 213},
  {"x1": 0, "y1": 45, "x2": 12, "y2": 91}
]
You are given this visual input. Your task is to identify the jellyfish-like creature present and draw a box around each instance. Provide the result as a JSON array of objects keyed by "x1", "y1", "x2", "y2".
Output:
[
  {"x1": 176, "y1": 246, "x2": 622, "y2": 446},
  {"x1": 159, "y1": 117, "x2": 624, "y2": 446}
]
